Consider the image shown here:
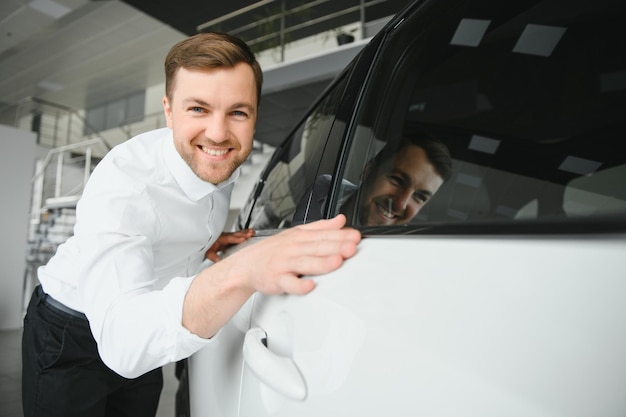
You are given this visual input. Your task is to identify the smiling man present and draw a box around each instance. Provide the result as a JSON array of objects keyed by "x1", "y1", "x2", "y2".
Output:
[
  {"x1": 21, "y1": 32, "x2": 361, "y2": 417},
  {"x1": 347, "y1": 135, "x2": 452, "y2": 226},
  {"x1": 294, "y1": 134, "x2": 452, "y2": 227}
]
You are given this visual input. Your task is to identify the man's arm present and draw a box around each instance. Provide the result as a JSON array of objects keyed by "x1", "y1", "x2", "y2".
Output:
[{"x1": 182, "y1": 214, "x2": 361, "y2": 339}]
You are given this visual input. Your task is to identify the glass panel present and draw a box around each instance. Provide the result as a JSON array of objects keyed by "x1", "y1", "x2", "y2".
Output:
[
  {"x1": 85, "y1": 105, "x2": 105, "y2": 133},
  {"x1": 243, "y1": 74, "x2": 349, "y2": 230},
  {"x1": 126, "y1": 91, "x2": 145, "y2": 124},
  {"x1": 337, "y1": 0, "x2": 626, "y2": 228},
  {"x1": 105, "y1": 98, "x2": 127, "y2": 130}
]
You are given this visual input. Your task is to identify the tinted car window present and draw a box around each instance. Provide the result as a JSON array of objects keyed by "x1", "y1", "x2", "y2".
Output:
[
  {"x1": 334, "y1": 0, "x2": 626, "y2": 228},
  {"x1": 239, "y1": 73, "x2": 350, "y2": 230}
]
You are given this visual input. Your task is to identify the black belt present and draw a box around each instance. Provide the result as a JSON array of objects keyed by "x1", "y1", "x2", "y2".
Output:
[{"x1": 37, "y1": 286, "x2": 88, "y2": 320}]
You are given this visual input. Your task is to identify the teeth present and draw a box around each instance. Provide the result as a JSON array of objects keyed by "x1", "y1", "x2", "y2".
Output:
[
  {"x1": 201, "y1": 147, "x2": 228, "y2": 156},
  {"x1": 377, "y1": 203, "x2": 394, "y2": 219}
]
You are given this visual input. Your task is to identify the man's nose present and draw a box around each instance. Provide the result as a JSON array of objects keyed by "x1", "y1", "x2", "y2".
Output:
[
  {"x1": 394, "y1": 189, "x2": 413, "y2": 210},
  {"x1": 205, "y1": 114, "x2": 228, "y2": 143}
]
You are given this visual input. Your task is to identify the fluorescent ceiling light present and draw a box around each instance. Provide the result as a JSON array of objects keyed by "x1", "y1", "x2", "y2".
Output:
[
  {"x1": 559, "y1": 156, "x2": 602, "y2": 176},
  {"x1": 469, "y1": 134, "x2": 500, "y2": 154},
  {"x1": 37, "y1": 80, "x2": 63, "y2": 92},
  {"x1": 450, "y1": 19, "x2": 491, "y2": 47},
  {"x1": 29, "y1": 0, "x2": 71, "y2": 19},
  {"x1": 513, "y1": 24, "x2": 566, "y2": 57}
]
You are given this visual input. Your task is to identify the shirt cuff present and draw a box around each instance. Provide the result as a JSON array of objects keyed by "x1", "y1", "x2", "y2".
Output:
[{"x1": 163, "y1": 276, "x2": 220, "y2": 361}]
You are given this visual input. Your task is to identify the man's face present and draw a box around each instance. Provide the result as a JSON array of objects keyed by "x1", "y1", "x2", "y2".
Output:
[
  {"x1": 358, "y1": 145, "x2": 444, "y2": 226},
  {"x1": 163, "y1": 63, "x2": 258, "y2": 184}
]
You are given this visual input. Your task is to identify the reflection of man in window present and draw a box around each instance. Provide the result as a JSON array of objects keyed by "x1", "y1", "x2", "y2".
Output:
[
  {"x1": 343, "y1": 135, "x2": 452, "y2": 226},
  {"x1": 294, "y1": 134, "x2": 452, "y2": 226}
]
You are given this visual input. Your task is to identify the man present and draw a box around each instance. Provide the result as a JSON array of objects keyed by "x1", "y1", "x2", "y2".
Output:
[
  {"x1": 295, "y1": 134, "x2": 452, "y2": 226},
  {"x1": 22, "y1": 32, "x2": 361, "y2": 417}
]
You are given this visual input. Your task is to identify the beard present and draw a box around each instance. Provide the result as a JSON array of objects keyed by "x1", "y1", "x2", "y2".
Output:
[
  {"x1": 187, "y1": 150, "x2": 249, "y2": 184},
  {"x1": 176, "y1": 139, "x2": 251, "y2": 184}
]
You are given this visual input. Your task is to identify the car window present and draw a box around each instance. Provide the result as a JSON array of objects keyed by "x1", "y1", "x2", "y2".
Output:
[
  {"x1": 239, "y1": 73, "x2": 350, "y2": 230},
  {"x1": 334, "y1": 0, "x2": 626, "y2": 229}
]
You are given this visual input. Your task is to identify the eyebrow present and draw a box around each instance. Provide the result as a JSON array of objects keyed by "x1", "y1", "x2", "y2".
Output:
[{"x1": 182, "y1": 97, "x2": 208, "y2": 106}]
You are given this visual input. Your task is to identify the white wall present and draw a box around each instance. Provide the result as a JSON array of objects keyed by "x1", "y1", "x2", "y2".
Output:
[{"x1": 0, "y1": 124, "x2": 36, "y2": 329}]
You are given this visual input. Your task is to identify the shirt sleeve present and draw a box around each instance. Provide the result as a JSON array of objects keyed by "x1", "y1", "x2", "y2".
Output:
[{"x1": 74, "y1": 159, "x2": 213, "y2": 379}]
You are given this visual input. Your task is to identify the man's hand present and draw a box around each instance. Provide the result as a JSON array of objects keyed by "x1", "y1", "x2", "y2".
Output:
[
  {"x1": 233, "y1": 214, "x2": 361, "y2": 295},
  {"x1": 205, "y1": 229, "x2": 256, "y2": 263},
  {"x1": 183, "y1": 214, "x2": 361, "y2": 339}
]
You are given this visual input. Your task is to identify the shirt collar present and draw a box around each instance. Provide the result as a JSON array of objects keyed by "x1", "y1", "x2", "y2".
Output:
[{"x1": 162, "y1": 129, "x2": 240, "y2": 201}]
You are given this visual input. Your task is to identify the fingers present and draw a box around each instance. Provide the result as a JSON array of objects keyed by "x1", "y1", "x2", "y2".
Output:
[
  {"x1": 205, "y1": 250, "x2": 221, "y2": 263},
  {"x1": 296, "y1": 214, "x2": 346, "y2": 231},
  {"x1": 206, "y1": 229, "x2": 257, "y2": 262},
  {"x1": 278, "y1": 274, "x2": 316, "y2": 295},
  {"x1": 258, "y1": 222, "x2": 360, "y2": 289},
  {"x1": 220, "y1": 229, "x2": 255, "y2": 245},
  {"x1": 288, "y1": 252, "x2": 346, "y2": 276},
  {"x1": 287, "y1": 219, "x2": 361, "y2": 259},
  {"x1": 233, "y1": 228, "x2": 255, "y2": 238},
  {"x1": 293, "y1": 215, "x2": 361, "y2": 247}
]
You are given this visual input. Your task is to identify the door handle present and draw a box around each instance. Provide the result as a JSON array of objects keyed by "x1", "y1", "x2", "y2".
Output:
[{"x1": 243, "y1": 327, "x2": 307, "y2": 401}]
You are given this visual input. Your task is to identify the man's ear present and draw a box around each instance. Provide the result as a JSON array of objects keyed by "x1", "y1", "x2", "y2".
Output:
[{"x1": 162, "y1": 96, "x2": 173, "y2": 128}]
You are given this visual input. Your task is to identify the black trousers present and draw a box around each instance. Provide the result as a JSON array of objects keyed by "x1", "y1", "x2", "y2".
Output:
[{"x1": 22, "y1": 286, "x2": 163, "y2": 417}]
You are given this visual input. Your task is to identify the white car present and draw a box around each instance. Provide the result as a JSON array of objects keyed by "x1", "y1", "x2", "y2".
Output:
[{"x1": 182, "y1": 0, "x2": 626, "y2": 415}]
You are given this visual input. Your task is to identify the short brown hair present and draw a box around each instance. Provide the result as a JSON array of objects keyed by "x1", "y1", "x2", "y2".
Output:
[
  {"x1": 164, "y1": 32, "x2": 263, "y2": 103},
  {"x1": 372, "y1": 134, "x2": 453, "y2": 182}
]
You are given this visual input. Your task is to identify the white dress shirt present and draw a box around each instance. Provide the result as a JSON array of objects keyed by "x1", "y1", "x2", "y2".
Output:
[{"x1": 38, "y1": 127, "x2": 239, "y2": 378}]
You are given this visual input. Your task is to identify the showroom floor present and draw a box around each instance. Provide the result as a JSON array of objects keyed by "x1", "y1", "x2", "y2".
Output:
[{"x1": 0, "y1": 328, "x2": 178, "y2": 417}]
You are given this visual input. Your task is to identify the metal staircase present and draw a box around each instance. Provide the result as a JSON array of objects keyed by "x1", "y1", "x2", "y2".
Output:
[{"x1": 23, "y1": 138, "x2": 113, "y2": 311}]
